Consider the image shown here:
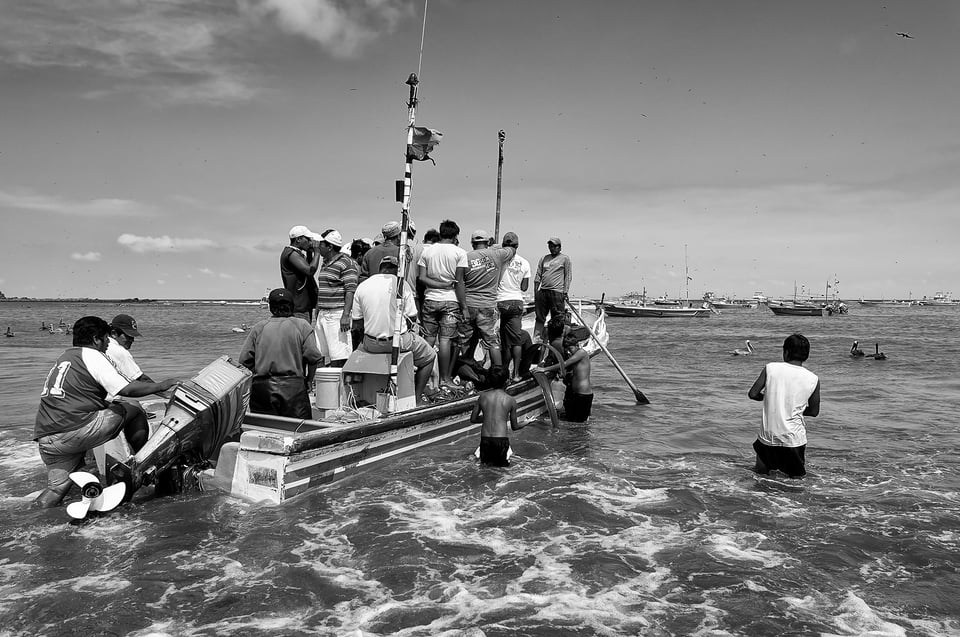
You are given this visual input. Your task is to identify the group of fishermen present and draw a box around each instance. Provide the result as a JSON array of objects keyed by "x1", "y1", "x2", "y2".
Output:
[
  {"x1": 240, "y1": 218, "x2": 588, "y2": 422},
  {"x1": 30, "y1": 218, "x2": 589, "y2": 508}
]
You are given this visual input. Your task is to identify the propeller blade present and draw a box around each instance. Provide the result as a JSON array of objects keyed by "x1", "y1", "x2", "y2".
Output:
[
  {"x1": 66, "y1": 499, "x2": 92, "y2": 520},
  {"x1": 68, "y1": 471, "x2": 100, "y2": 489},
  {"x1": 89, "y1": 482, "x2": 126, "y2": 513}
]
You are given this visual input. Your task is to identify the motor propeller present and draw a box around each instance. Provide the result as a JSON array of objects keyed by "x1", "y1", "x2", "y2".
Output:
[{"x1": 65, "y1": 471, "x2": 126, "y2": 520}]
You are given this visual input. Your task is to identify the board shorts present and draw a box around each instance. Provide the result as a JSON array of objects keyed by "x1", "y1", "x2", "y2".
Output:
[
  {"x1": 563, "y1": 387, "x2": 594, "y2": 422},
  {"x1": 36, "y1": 403, "x2": 129, "y2": 493},
  {"x1": 479, "y1": 436, "x2": 511, "y2": 467},
  {"x1": 421, "y1": 299, "x2": 461, "y2": 341},
  {"x1": 497, "y1": 300, "x2": 525, "y2": 350},
  {"x1": 458, "y1": 306, "x2": 500, "y2": 353},
  {"x1": 535, "y1": 289, "x2": 566, "y2": 324},
  {"x1": 753, "y1": 439, "x2": 806, "y2": 478},
  {"x1": 251, "y1": 375, "x2": 312, "y2": 420},
  {"x1": 361, "y1": 331, "x2": 437, "y2": 368},
  {"x1": 314, "y1": 308, "x2": 352, "y2": 363}
]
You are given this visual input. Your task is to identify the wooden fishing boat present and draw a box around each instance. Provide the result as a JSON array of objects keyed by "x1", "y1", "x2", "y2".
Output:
[
  {"x1": 767, "y1": 300, "x2": 848, "y2": 316},
  {"x1": 604, "y1": 303, "x2": 712, "y2": 318},
  {"x1": 198, "y1": 308, "x2": 610, "y2": 504}
]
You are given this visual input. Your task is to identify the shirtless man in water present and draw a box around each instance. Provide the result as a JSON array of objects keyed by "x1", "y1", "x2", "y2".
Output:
[
  {"x1": 470, "y1": 367, "x2": 526, "y2": 466},
  {"x1": 545, "y1": 316, "x2": 593, "y2": 422}
]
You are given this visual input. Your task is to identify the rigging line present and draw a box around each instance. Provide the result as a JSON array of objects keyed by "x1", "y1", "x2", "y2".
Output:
[{"x1": 416, "y1": 0, "x2": 429, "y2": 79}]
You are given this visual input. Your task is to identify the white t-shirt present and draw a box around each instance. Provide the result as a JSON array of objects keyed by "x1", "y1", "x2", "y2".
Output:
[
  {"x1": 351, "y1": 274, "x2": 418, "y2": 339},
  {"x1": 105, "y1": 336, "x2": 143, "y2": 383},
  {"x1": 418, "y1": 242, "x2": 468, "y2": 303},
  {"x1": 496, "y1": 254, "x2": 531, "y2": 302},
  {"x1": 759, "y1": 361, "x2": 819, "y2": 447}
]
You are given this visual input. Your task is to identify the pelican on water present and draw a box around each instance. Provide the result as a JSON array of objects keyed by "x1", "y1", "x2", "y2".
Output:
[
  {"x1": 850, "y1": 341, "x2": 865, "y2": 357},
  {"x1": 731, "y1": 340, "x2": 754, "y2": 356}
]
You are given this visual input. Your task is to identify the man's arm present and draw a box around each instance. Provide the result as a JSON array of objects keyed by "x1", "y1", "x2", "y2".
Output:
[
  {"x1": 533, "y1": 257, "x2": 544, "y2": 294},
  {"x1": 747, "y1": 368, "x2": 767, "y2": 401},
  {"x1": 804, "y1": 381, "x2": 821, "y2": 417},
  {"x1": 520, "y1": 276, "x2": 530, "y2": 293},
  {"x1": 470, "y1": 399, "x2": 483, "y2": 424},
  {"x1": 563, "y1": 255, "x2": 573, "y2": 296},
  {"x1": 508, "y1": 398, "x2": 523, "y2": 430},
  {"x1": 118, "y1": 378, "x2": 179, "y2": 398},
  {"x1": 288, "y1": 249, "x2": 319, "y2": 277},
  {"x1": 454, "y1": 266, "x2": 468, "y2": 312}
]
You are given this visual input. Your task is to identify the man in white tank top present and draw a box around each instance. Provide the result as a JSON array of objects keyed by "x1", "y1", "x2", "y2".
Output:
[{"x1": 747, "y1": 333, "x2": 821, "y2": 478}]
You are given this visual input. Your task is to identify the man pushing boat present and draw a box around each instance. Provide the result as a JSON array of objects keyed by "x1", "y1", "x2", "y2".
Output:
[{"x1": 33, "y1": 317, "x2": 180, "y2": 508}]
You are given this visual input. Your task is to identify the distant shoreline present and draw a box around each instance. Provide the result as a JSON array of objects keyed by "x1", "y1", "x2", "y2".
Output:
[{"x1": 0, "y1": 298, "x2": 262, "y2": 304}]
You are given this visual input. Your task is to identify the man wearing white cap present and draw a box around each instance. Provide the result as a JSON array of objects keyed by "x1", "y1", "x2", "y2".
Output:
[
  {"x1": 314, "y1": 229, "x2": 358, "y2": 367},
  {"x1": 281, "y1": 225, "x2": 321, "y2": 322}
]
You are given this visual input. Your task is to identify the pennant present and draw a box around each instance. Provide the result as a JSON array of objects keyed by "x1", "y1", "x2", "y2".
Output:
[{"x1": 408, "y1": 127, "x2": 443, "y2": 164}]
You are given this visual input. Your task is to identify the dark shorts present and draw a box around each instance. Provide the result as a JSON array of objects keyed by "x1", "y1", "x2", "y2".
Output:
[
  {"x1": 753, "y1": 439, "x2": 806, "y2": 478},
  {"x1": 497, "y1": 300, "x2": 525, "y2": 349},
  {"x1": 251, "y1": 376, "x2": 312, "y2": 420},
  {"x1": 563, "y1": 387, "x2": 594, "y2": 422},
  {"x1": 479, "y1": 435, "x2": 511, "y2": 467},
  {"x1": 535, "y1": 289, "x2": 566, "y2": 324}
]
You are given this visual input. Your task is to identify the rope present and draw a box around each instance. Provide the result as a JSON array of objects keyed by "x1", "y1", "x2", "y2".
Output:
[{"x1": 417, "y1": 0, "x2": 428, "y2": 79}]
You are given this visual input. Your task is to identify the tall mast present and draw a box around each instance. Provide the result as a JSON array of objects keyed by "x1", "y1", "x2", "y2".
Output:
[{"x1": 494, "y1": 130, "x2": 505, "y2": 242}]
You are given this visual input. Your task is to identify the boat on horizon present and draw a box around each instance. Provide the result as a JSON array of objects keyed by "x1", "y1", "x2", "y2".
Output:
[
  {"x1": 602, "y1": 292, "x2": 713, "y2": 318},
  {"x1": 917, "y1": 292, "x2": 958, "y2": 306}
]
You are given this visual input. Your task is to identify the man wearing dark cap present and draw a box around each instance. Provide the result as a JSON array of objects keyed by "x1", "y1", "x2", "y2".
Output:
[
  {"x1": 105, "y1": 314, "x2": 154, "y2": 383},
  {"x1": 534, "y1": 236, "x2": 573, "y2": 343},
  {"x1": 34, "y1": 316, "x2": 181, "y2": 507},
  {"x1": 239, "y1": 288, "x2": 323, "y2": 419},
  {"x1": 352, "y1": 255, "x2": 436, "y2": 403}
]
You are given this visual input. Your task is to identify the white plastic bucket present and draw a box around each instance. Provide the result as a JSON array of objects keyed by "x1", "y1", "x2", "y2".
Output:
[{"x1": 314, "y1": 368, "x2": 343, "y2": 410}]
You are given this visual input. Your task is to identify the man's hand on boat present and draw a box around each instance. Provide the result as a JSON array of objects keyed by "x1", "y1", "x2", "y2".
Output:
[{"x1": 118, "y1": 378, "x2": 181, "y2": 399}]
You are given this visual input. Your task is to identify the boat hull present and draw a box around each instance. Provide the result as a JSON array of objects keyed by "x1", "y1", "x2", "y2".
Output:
[{"x1": 604, "y1": 304, "x2": 711, "y2": 318}]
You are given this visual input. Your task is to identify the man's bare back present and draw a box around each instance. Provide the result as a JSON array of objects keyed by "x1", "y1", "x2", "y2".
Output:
[{"x1": 471, "y1": 388, "x2": 520, "y2": 437}]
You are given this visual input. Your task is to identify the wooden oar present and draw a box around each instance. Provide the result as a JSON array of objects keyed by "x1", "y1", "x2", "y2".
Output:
[{"x1": 565, "y1": 299, "x2": 650, "y2": 404}]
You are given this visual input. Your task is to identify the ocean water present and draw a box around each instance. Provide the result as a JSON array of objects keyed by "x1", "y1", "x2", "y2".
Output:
[{"x1": 1, "y1": 301, "x2": 958, "y2": 636}]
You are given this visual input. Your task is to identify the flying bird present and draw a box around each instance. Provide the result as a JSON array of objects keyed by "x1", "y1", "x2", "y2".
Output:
[{"x1": 896, "y1": 32, "x2": 913, "y2": 38}]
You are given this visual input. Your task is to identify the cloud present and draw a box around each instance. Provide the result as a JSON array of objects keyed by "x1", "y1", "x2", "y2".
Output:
[
  {"x1": 118, "y1": 234, "x2": 217, "y2": 253},
  {"x1": 0, "y1": 1, "x2": 257, "y2": 105},
  {"x1": 218, "y1": 272, "x2": 234, "y2": 279},
  {"x1": 0, "y1": 189, "x2": 152, "y2": 217},
  {"x1": 71, "y1": 252, "x2": 102, "y2": 262},
  {"x1": 199, "y1": 267, "x2": 215, "y2": 275},
  {"x1": 239, "y1": 0, "x2": 414, "y2": 58}
]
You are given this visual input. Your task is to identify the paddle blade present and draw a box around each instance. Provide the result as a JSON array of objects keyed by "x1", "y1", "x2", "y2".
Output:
[
  {"x1": 66, "y1": 499, "x2": 92, "y2": 520},
  {"x1": 532, "y1": 369, "x2": 560, "y2": 428},
  {"x1": 90, "y1": 482, "x2": 126, "y2": 513}
]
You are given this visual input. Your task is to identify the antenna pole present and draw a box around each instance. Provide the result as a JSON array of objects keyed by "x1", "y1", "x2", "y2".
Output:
[{"x1": 494, "y1": 130, "x2": 505, "y2": 242}]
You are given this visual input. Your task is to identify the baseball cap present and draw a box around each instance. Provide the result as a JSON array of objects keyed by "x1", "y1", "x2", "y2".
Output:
[
  {"x1": 322, "y1": 229, "x2": 344, "y2": 248},
  {"x1": 381, "y1": 221, "x2": 401, "y2": 239},
  {"x1": 380, "y1": 255, "x2": 399, "y2": 267},
  {"x1": 373, "y1": 233, "x2": 384, "y2": 245},
  {"x1": 502, "y1": 231, "x2": 519, "y2": 246},
  {"x1": 110, "y1": 314, "x2": 142, "y2": 337},
  {"x1": 471, "y1": 229, "x2": 490, "y2": 243},
  {"x1": 547, "y1": 236, "x2": 562, "y2": 246},
  {"x1": 360, "y1": 237, "x2": 374, "y2": 247},
  {"x1": 289, "y1": 225, "x2": 312, "y2": 239},
  {"x1": 268, "y1": 288, "x2": 294, "y2": 305}
]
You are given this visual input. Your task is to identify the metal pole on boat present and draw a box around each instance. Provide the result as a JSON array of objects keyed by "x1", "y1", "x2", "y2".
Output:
[
  {"x1": 386, "y1": 72, "x2": 421, "y2": 412},
  {"x1": 565, "y1": 299, "x2": 650, "y2": 404},
  {"x1": 494, "y1": 129, "x2": 505, "y2": 242}
]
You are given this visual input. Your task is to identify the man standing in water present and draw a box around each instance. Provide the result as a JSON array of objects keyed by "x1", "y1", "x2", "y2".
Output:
[
  {"x1": 748, "y1": 333, "x2": 821, "y2": 478},
  {"x1": 545, "y1": 317, "x2": 593, "y2": 422},
  {"x1": 533, "y1": 237, "x2": 572, "y2": 343},
  {"x1": 33, "y1": 316, "x2": 180, "y2": 507},
  {"x1": 239, "y1": 288, "x2": 322, "y2": 419}
]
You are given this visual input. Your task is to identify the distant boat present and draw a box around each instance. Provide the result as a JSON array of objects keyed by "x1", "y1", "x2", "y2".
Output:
[
  {"x1": 917, "y1": 292, "x2": 958, "y2": 306},
  {"x1": 768, "y1": 300, "x2": 847, "y2": 316},
  {"x1": 857, "y1": 298, "x2": 914, "y2": 306}
]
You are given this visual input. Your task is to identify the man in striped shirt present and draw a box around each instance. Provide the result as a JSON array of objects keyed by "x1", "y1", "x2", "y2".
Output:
[{"x1": 314, "y1": 229, "x2": 358, "y2": 367}]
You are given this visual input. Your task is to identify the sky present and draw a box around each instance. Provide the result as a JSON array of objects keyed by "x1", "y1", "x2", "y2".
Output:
[{"x1": 1, "y1": 0, "x2": 958, "y2": 301}]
